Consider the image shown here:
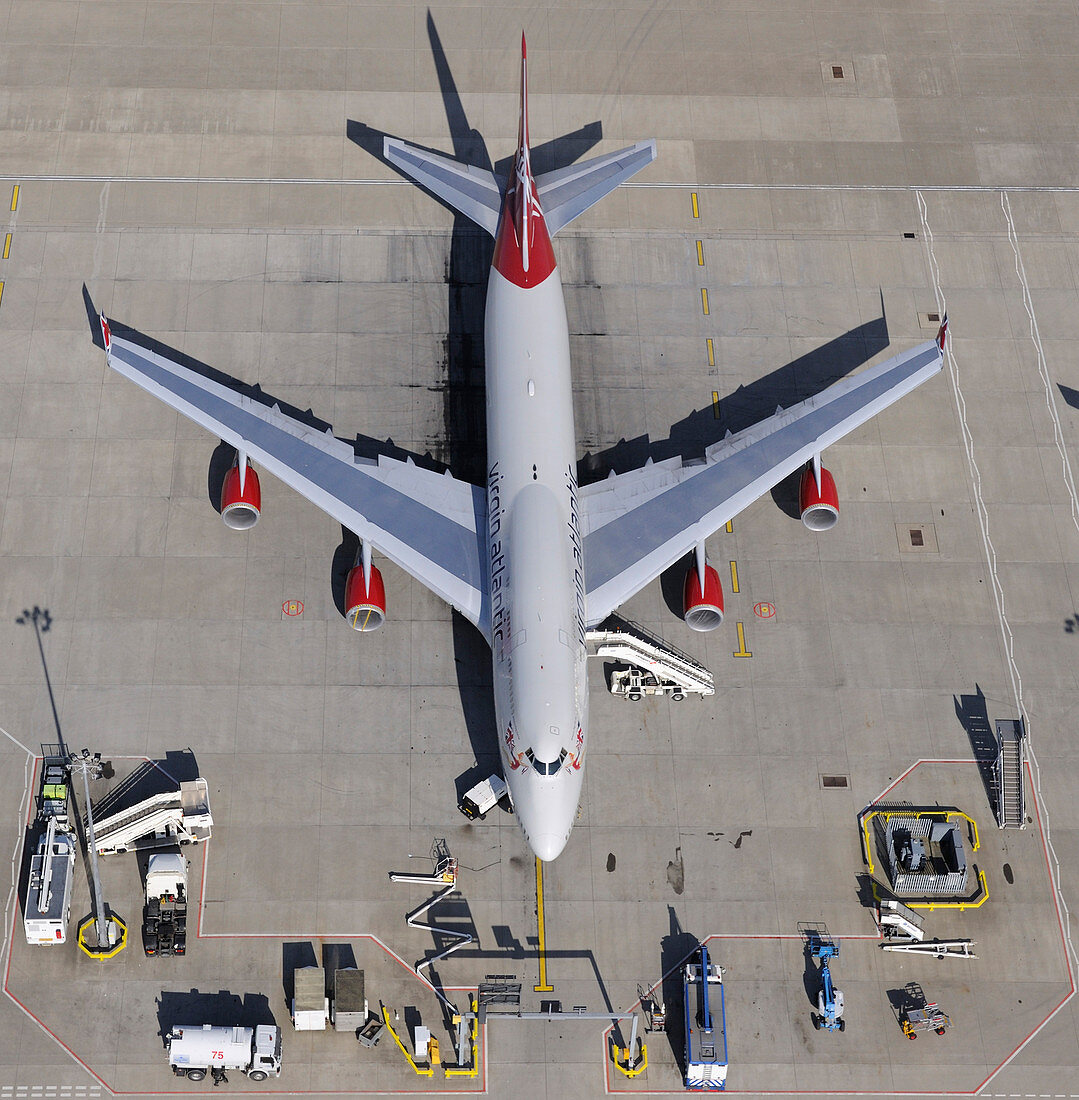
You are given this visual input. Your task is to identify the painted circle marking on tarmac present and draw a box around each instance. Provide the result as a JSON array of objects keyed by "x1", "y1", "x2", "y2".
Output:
[
  {"x1": 283, "y1": 599, "x2": 304, "y2": 616},
  {"x1": 754, "y1": 602, "x2": 776, "y2": 619}
]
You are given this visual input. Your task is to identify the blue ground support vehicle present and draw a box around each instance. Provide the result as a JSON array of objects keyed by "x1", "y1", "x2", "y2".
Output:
[
  {"x1": 809, "y1": 935, "x2": 845, "y2": 1032},
  {"x1": 683, "y1": 943, "x2": 728, "y2": 1089}
]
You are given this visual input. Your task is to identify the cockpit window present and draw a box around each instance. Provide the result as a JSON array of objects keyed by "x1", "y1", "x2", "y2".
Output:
[{"x1": 524, "y1": 748, "x2": 568, "y2": 775}]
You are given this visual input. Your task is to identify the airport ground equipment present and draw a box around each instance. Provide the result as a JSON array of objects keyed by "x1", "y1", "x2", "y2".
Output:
[
  {"x1": 806, "y1": 932, "x2": 845, "y2": 1032},
  {"x1": 588, "y1": 617, "x2": 715, "y2": 699},
  {"x1": 683, "y1": 944, "x2": 728, "y2": 1089},
  {"x1": 901, "y1": 1002, "x2": 952, "y2": 1039},
  {"x1": 458, "y1": 774, "x2": 507, "y2": 819},
  {"x1": 292, "y1": 967, "x2": 329, "y2": 1031},
  {"x1": 91, "y1": 777, "x2": 212, "y2": 855},
  {"x1": 142, "y1": 850, "x2": 187, "y2": 957},
  {"x1": 877, "y1": 898, "x2": 926, "y2": 940},
  {"x1": 330, "y1": 969, "x2": 368, "y2": 1034},
  {"x1": 995, "y1": 718, "x2": 1026, "y2": 828},
  {"x1": 67, "y1": 750, "x2": 125, "y2": 957},
  {"x1": 389, "y1": 843, "x2": 473, "y2": 977},
  {"x1": 612, "y1": 1012, "x2": 647, "y2": 1079},
  {"x1": 38, "y1": 754, "x2": 69, "y2": 819},
  {"x1": 167, "y1": 1023, "x2": 282, "y2": 1082},
  {"x1": 882, "y1": 939, "x2": 976, "y2": 959},
  {"x1": 355, "y1": 1014, "x2": 384, "y2": 1048},
  {"x1": 24, "y1": 814, "x2": 77, "y2": 945}
]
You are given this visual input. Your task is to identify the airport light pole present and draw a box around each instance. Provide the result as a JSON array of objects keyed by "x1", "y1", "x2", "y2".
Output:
[{"x1": 67, "y1": 749, "x2": 117, "y2": 950}]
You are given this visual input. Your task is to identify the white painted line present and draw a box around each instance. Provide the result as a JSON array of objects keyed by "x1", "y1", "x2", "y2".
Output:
[
  {"x1": 918, "y1": 190, "x2": 1078, "y2": 1091},
  {"x1": 1, "y1": 172, "x2": 1079, "y2": 195},
  {"x1": 0, "y1": 744, "x2": 33, "y2": 984},
  {"x1": 1000, "y1": 190, "x2": 1079, "y2": 538}
]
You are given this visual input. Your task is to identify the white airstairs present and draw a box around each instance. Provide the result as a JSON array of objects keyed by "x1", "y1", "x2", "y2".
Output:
[
  {"x1": 92, "y1": 778, "x2": 212, "y2": 855},
  {"x1": 995, "y1": 719, "x2": 1025, "y2": 829},
  {"x1": 587, "y1": 616, "x2": 715, "y2": 699}
]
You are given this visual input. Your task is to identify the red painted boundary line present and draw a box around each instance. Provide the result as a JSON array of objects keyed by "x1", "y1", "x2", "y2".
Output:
[
  {"x1": 604, "y1": 759, "x2": 1075, "y2": 1096},
  {"x1": 4, "y1": 754, "x2": 487, "y2": 1096}
]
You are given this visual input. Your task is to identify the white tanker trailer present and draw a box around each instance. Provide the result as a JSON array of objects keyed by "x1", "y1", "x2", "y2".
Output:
[{"x1": 167, "y1": 1023, "x2": 282, "y2": 1083}]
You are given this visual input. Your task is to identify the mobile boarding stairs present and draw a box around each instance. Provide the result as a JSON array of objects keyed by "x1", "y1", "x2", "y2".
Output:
[
  {"x1": 587, "y1": 615, "x2": 715, "y2": 699},
  {"x1": 91, "y1": 778, "x2": 212, "y2": 856}
]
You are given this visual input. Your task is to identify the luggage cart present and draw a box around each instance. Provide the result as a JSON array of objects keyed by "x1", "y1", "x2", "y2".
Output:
[{"x1": 900, "y1": 1003, "x2": 951, "y2": 1039}]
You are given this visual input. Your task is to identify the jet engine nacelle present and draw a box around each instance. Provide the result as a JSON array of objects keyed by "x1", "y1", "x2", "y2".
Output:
[
  {"x1": 683, "y1": 563, "x2": 724, "y2": 632},
  {"x1": 220, "y1": 463, "x2": 261, "y2": 530},
  {"x1": 799, "y1": 463, "x2": 839, "y2": 532},
  {"x1": 344, "y1": 564, "x2": 386, "y2": 632}
]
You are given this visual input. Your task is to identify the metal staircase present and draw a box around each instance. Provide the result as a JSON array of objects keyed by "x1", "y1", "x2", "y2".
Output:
[
  {"x1": 994, "y1": 719, "x2": 1025, "y2": 829},
  {"x1": 587, "y1": 615, "x2": 715, "y2": 697},
  {"x1": 92, "y1": 778, "x2": 213, "y2": 854}
]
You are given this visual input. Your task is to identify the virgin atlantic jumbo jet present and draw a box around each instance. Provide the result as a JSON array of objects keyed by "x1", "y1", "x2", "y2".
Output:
[{"x1": 97, "y1": 37, "x2": 946, "y2": 861}]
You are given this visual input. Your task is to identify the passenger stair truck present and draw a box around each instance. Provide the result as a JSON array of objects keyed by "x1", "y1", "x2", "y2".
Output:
[
  {"x1": 684, "y1": 944, "x2": 728, "y2": 1090},
  {"x1": 167, "y1": 1024, "x2": 282, "y2": 1083},
  {"x1": 588, "y1": 618, "x2": 715, "y2": 700},
  {"x1": 24, "y1": 814, "x2": 77, "y2": 946},
  {"x1": 142, "y1": 850, "x2": 188, "y2": 957},
  {"x1": 92, "y1": 778, "x2": 212, "y2": 856}
]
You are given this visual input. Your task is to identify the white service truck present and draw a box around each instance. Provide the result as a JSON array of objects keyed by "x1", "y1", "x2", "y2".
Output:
[
  {"x1": 142, "y1": 850, "x2": 188, "y2": 957},
  {"x1": 24, "y1": 816, "x2": 77, "y2": 946},
  {"x1": 457, "y1": 774, "x2": 507, "y2": 819},
  {"x1": 167, "y1": 1023, "x2": 282, "y2": 1083}
]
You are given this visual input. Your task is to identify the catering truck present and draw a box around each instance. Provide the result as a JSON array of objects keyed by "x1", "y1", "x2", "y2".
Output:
[
  {"x1": 24, "y1": 815, "x2": 77, "y2": 945},
  {"x1": 142, "y1": 850, "x2": 187, "y2": 957},
  {"x1": 167, "y1": 1023, "x2": 282, "y2": 1083}
]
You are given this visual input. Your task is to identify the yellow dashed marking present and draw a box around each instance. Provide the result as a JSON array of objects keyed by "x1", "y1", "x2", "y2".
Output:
[
  {"x1": 712, "y1": 390, "x2": 720, "y2": 418},
  {"x1": 725, "y1": 520, "x2": 733, "y2": 533},
  {"x1": 2, "y1": 233, "x2": 10, "y2": 260},
  {"x1": 730, "y1": 561, "x2": 739, "y2": 593},
  {"x1": 706, "y1": 337, "x2": 715, "y2": 367},
  {"x1": 696, "y1": 239, "x2": 704, "y2": 266},
  {"x1": 701, "y1": 288, "x2": 709, "y2": 315},
  {"x1": 691, "y1": 191, "x2": 699, "y2": 219},
  {"x1": 9, "y1": 185, "x2": 18, "y2": 212},
  {"x1": 0, "y1": 281, "x2": 5, "y2": 309},
  {"x1": 733, "y1": 621, "x2": 752, "y2": 658}
]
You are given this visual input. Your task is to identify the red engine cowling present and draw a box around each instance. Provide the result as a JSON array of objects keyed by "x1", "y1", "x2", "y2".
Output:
[
  {"x1": 683, "y1": 564, "x2": 724, "y2": 632},
  {"x1": 220, "y1": 463, "x2": 261, "y2": 530},
  {"x1": 344, "y1": 565, "x2": 386, "y2": 632},
  {"x1": 799, "y1": 463, "x2": 839, "y2": 531}
]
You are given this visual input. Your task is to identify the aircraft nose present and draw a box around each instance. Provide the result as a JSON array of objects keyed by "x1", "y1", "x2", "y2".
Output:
[{"x1": 529, "y1": 831, "x2": 568, "y2": 862}]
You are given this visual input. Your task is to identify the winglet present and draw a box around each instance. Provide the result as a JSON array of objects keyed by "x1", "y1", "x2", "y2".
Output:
[
  {"x1": 936, "y1": 313, "x2": 948, "y2": 352},
  {"x1": 99, "y1": 312, "x2": 111, "y2": 355}
]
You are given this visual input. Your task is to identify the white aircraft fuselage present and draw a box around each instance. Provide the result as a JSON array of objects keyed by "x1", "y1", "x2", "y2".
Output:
[{"x1": 483, "y1": 72, "x2": 588, "y2": 862}]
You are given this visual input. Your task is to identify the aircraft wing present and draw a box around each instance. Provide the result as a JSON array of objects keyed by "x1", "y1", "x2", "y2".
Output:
[
  {"x1": 535, "y1": 140, "x2": 657, "y2": 235},
  {"x1": 579, "y1": 335, "x2": 945, "y2": 626},
  {"x1": 100, "y1": 319, "x2": 490, "y2": 638}
]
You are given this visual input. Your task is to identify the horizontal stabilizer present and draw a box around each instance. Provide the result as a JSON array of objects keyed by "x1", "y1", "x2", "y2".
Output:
[
  {"x1": 536, "y1": 140, "x2": 657, "y2": 235},
  {"x1": 384, "y1": 137, "x2": 501, "y2": 237}
]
